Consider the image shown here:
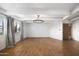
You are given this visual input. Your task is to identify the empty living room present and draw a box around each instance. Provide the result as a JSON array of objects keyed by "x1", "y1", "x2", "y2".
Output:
[{"x1": 0, "y1": 2, "x2": 79, "y2": 57}]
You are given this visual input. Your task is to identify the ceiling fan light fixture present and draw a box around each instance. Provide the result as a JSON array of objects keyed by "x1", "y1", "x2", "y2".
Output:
[
  {"x1": 33, "y1": 15, "x2": 44, "y2": 23},
  {"x1": 33, "y1": 19, "x2": 44, "y2": 23}
]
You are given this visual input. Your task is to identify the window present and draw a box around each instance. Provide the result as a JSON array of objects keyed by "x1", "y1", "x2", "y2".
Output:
[{"x1": 0, "y1": 14, "x2": 4, "y2": 35}]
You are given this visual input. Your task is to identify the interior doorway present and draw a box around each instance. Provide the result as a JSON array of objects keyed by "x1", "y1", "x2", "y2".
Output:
[{"x1": 63, "y1": 23, "x2": 72, "y2": 40}]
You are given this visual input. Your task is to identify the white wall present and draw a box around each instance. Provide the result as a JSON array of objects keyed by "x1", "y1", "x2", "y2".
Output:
[
  {"x1": 49, "y1": 20, "x2": 63, "y2": 40},
  {"x1": 72, "y1": 19, "x2": 79, "y2": 41},
  {"x1": 23, "y1": 20, "x2": 62, "y2": 40},
  {"x1": 23, "y1": 23, "x2": 49, "y2": 37},
  {"x1": 15, "y1": 32, "x2": 21, "y2": 43}
]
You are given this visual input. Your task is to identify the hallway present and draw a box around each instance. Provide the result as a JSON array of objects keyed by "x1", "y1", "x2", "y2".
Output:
[{"x1": 0, "y1": 38, "x2": 79, "y2": 56}]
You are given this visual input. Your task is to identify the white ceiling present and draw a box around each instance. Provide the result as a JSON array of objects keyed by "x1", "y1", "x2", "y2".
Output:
[{"x1": 0, "y1": 3, "x2": 79, "y2": 21}]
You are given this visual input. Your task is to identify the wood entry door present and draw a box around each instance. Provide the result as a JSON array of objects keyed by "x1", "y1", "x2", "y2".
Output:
[{"x1": 63, "y1": 24, "x2": 72, "y2": 40}]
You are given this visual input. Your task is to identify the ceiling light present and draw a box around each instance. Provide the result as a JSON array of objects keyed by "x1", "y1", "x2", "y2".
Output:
[{"x1": 33, "y1": 15, "x2": 44, "y2": 23}]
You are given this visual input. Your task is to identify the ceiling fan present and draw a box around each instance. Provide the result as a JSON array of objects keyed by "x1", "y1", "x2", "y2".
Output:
[{"x1": 33, "y1": 15, "x2": 44, "y2": 23}]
